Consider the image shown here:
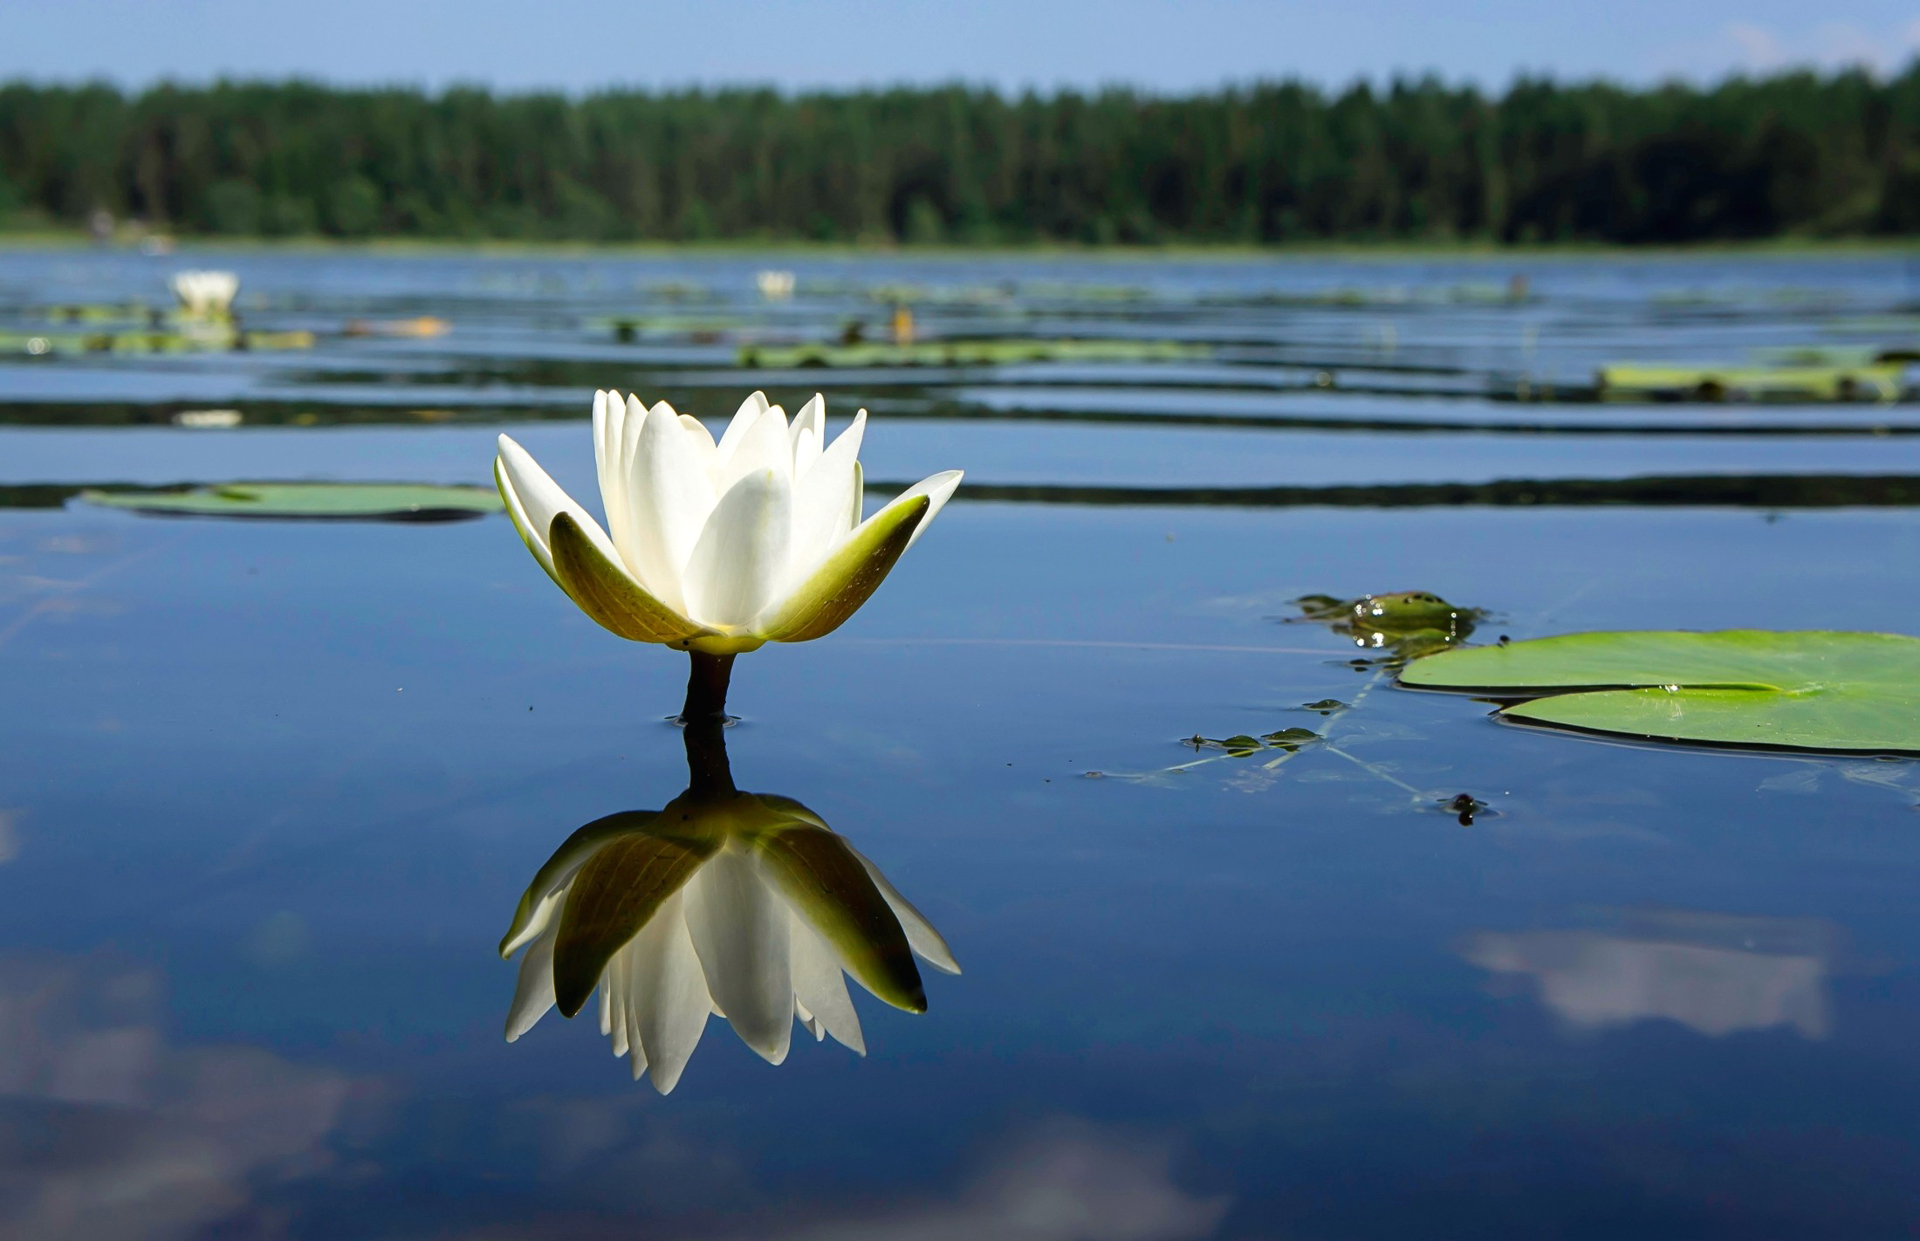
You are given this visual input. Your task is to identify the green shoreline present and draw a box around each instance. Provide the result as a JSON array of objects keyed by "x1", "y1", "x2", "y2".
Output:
[{"x1": 4, "y1": 230, "x2": 1918, "y2": 262}]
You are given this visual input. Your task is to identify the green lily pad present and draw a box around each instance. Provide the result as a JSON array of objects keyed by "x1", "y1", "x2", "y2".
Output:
[
  {"x1": 80, "y1": 482, "x2": 503, "y2": 522},
  {"x1": 738, "y1": 337, "x2": 1208, "y2": 369},
  {"x1": 1400, "y1": 630, "x2": 1920, "y2": 754}
]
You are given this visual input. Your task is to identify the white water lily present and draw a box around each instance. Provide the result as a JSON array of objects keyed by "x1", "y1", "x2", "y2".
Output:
[
  {"x1": 756, "y1": 269, "x2": 796, "y2": 299},
  {"x1": 501, "y1": 791, "x2": 960, "y2": 1093},
  {"x1": 170, "y1": 269, "x2": 239, "y2": 317},
  {"x1": 495, "y1": 391, "x2": 961, "y2": 655}
]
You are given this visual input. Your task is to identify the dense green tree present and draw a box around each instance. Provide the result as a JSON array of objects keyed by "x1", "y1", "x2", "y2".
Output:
[{"x1": 0, "y1": 66, "x2": 1915, "y2": 244}]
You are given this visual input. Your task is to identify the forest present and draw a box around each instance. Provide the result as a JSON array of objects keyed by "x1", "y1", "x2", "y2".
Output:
[{"x1": 1, "y1": 64, "x2": 1917, "y2": 245}]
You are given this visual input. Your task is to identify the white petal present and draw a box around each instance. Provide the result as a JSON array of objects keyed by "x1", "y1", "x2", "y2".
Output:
[
  {"x1": 789, "y1": 912, "x2": 866, "y2": 1055},
  {"x1": 678, "y1": 414, "x2": 719, "y2": 473},
  {"x1": 620, "y1": 399, "x2": 718, "y2": 612},
  {"x1": 824, "y1": 409, "x2": 867, "y2": 481},
  {"x1": 496, "y1": 433, "x2": 622, "y2": 575},
  {"x1": 713, "y1": 390, "x2": 769, "y2": 463},
  {"x1": 789, "y1": 393, "x2": 825, "y2": 457},
  {"x1": 891, "y1": 470, "x2": 964, "y2": 549},
  {"x1": 505, "y1": 929, "x2": 558, "y2": 1042},
  {"x1": 784, "y1": 415, "x2": 864, "y2": 589},
  {"x1": 628, "y1": 889, "x2": 712, "y2": 1094},
  {"x1": 682, "y1": 468, "x2": 792, "y2": 629},
  {"x1": 793, "y1": 425, "x2": 820, "y2": 482},
  {"x1": 849, "y1": 845, "x2": 961, "y2": 975},
  {"x1": 714, "y1": 404, "x2": 792, "y2": 497},
  {"x1": 684, "y1": 852, "x2": 793, "y2": 1065},
  {"x1": 596, "y1": 391, "x2": 636, "y2": 559}
]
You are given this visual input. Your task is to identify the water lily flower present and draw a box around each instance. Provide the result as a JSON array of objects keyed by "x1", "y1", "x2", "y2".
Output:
[
  {"x1": 500, "y1": 783, "x2": 960, "y2": 1093},
  {"x1": 755, "y1": 269, "x2": 796, "y2": 300},
  {"x1": 494, "y1": 391, "x2": 961, "y2": 664},
  {"x1": 170, "y1": 270, "x2": 239, "y2": 318}
]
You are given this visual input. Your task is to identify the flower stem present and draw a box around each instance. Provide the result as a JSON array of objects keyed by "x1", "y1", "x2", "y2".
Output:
[
  {"x1": 678, "y1": 651, "x2": 737, "y2": 795},
  {"x1": 680, "y1": 651, "x2": 735, "y2": 723}
]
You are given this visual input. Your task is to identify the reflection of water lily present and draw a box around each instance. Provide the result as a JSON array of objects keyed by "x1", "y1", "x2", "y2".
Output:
[
  {"x1": 495, "y1": 391, "x2": 960, "y2": 660},
  {"x1": 170, "y1": 270, "x2": 239, "y2": 317},
  {"x1": 501, "y1": 724, "x2": 958, "y2": 1092}
]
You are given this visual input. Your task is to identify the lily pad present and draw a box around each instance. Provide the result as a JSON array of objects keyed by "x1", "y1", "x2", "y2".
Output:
[
  {"x1": 739, "y1": 338, "x2": 1208, "y2": 369},
  {"x1": 80, "y1": 482, "x2": 504, "y2": 522},
  {"x1": 1292, "y1": 590, "x2": 1483, "y2": 662},
  {"x1": 1597, "y1": 362, "x2": 1902, "y2": 403},
  {"x1": 1400, "y1": 630, "x2": 1920, "y2": 754}
]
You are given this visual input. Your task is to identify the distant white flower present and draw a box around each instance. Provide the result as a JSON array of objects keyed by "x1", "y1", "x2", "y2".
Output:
[
  {"x1": 500, "y1": 790, "x2": 959, "y2": 1093},
  {"x1": 756, "y1": 269, "x2": 796, "y2": 300},
  {"x1": 171, "y1": 408, "x2": 243, "y2": 428},
  {"x1": 170, "y1": 270, "x2": 239, "y2": 317},
  {"x1": 494, "y1": 391, "x2": 961, "y2": 655}
]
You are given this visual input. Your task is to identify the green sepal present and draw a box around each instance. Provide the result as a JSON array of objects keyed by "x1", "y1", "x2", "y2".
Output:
[
  {"x1": 548, "y1": 511, "x2": 705, "y2": 644},
  {"x1": 761, "y1": 495, "x2": 929, "y2": 643}
]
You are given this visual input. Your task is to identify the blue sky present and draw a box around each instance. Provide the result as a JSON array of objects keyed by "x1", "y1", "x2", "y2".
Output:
[{"x1": 2, "y1": 0, "x2": 1917, "y2": 93}]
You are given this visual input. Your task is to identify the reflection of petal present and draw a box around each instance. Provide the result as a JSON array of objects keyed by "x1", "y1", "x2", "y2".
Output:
[
  {"x1": 789, "y1": 911, "x2": 866, "y2": 1055},
  {"x1": 685, "y1": 851, "x2": 793, "y2": 1065},
  {"x1": 754, "y1": 825, "x2": 924, "y2": 1013},
  {"x1": 505, "y1": 926, "x2": 558, "y2": 1042},
  {"x1": 850, "y1": 843, "x2": 961, "y2": 976},
  {"x1": 627, "y1": 889, "x2": 712, "y2": 1093}
]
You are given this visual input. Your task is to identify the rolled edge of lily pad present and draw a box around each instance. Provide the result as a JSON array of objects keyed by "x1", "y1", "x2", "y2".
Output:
[{"x1": 494, "y1": 390, "x2": 960, "y2": 654}]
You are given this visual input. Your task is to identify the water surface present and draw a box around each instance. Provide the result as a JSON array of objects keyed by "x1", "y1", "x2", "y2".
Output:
[{"x1": 3, "y1": 247, "x2": 1919, "y2": 1239}]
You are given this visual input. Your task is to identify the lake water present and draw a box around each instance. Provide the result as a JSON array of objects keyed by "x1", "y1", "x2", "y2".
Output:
[{"x1": 3, "y1": 247, "x2": 1920, "y2": 1238}]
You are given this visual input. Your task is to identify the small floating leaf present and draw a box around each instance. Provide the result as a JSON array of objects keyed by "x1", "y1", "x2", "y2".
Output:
[
  {"x1": 1597, "y1": 362, "x2": 1901, "y2": 403},
  {"x1": 739, "y1": 338, "x2": 1209, "y2": 369},
  {"x1": 81, "y1": 482, "x2": 504, "y2": 522},
  {"x1": 1401, "y1": 630, "x2": 1920, "y2": 754},
  {"x1": 1261, "y1": 727, "x2": 1322, "y2": 750}
]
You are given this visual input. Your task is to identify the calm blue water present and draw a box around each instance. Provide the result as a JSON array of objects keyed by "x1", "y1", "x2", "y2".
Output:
[{"x1": 3, "y1": 247, "x2": 1920, "y2": 1239}]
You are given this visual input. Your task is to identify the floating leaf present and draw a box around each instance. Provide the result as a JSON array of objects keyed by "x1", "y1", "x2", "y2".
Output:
[
  {"x1": 739, "y1": 338, "x2": 1208, "y2": 369},
  {"x1": 1290, "y1": 590, "x2": 1483, "y2": 662},
  {"x1": 1185, "y1": 728, "x2": 1321, "y2": 757},
  {"x1": 1597, "y1": 362, "x2": 1901, "y2": 403},
  {"x1": 81, "y1": 482, "x2": 503, "y2": 522},
  {"x1": 1400, "y1": 630, "x2": 1920, "y2": 754}
]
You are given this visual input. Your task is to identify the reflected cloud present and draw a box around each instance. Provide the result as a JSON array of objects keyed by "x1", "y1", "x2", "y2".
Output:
[
  {"x1": 0, "y1": 954, "x2": 359, "y2": 1241},
  {"x1": 695, "y1": 1121, "x2": 1229, "y2": 1241},
  {"x1": 1463, "y1": 909, "x2": 1838, "y2": 1039},
  {"x1": 502, "y1": 718, "x2": 959, "y2": 1093}
]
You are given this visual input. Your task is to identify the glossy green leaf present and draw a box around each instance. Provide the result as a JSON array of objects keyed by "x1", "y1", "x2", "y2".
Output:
[
  {"x1": 82, "y1": 482, "x2": 500, "y2": 521},
  {"x1": 552, "y1": 831, "x2": 717, "y2": 1018},
  {"x1": 1401, "y1": 630, "x2": 1920, "y2": 754}
]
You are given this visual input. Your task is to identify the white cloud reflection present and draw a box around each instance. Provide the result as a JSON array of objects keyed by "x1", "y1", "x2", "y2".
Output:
[
  {"x1": 1463, "y1": 910, "x2": 1837, "y2": 1039},
  {"x1": 0, "y1": 955, "x2": 359, "y2": 1240},
  {"x1": 695, "y1": 1121, "x2": 1229, "y2": 1241}
]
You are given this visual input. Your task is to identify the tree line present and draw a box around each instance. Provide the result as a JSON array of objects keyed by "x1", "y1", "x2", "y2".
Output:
[{"x1": 1, "y1": 66, "x2": 1917, "y2": 245}]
